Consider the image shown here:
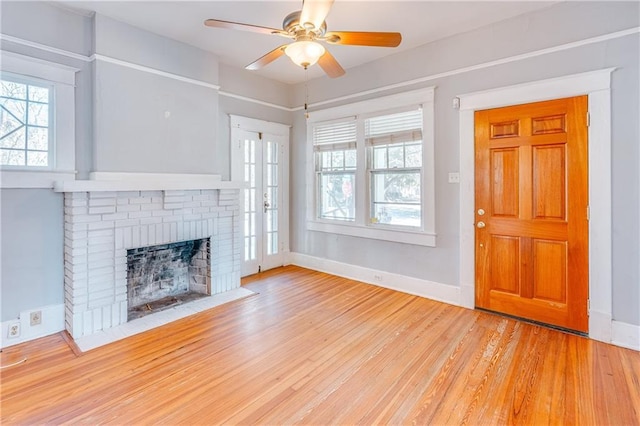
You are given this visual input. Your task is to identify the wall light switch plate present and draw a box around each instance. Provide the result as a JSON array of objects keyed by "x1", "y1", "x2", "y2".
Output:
[{"x1": 448, "y1": 172, "x2": 460, "y2": 183}]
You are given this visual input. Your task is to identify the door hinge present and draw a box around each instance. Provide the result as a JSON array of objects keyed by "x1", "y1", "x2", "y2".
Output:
[
  {"x1": 258, "y1": 265, "x2": 262, "y2": 273},
  {"x1": 258, "y1": 132, "x2": 263, "y2": 140},
  {"x1": 587, "y1": 298, "x2": 590, "y2": 314},
  {"x1": 586, "y1": 205, "x2": 590, "y2": 220},
  {"x1": 586, "y1": 112, "x2": 590, "y2": 127}
]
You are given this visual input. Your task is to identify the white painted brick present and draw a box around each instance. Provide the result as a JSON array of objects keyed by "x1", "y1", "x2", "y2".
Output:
[
  {"x1": 117, "y1": 198, "x2": 130, "y2": 205},
  {"x1": 120, "y1": 301, "x2": 128, "y2": 323},
  {"x1": 89, "y1": 288, "x2": 114, "y2": 302},
  {"x1": 129, "y1": 197, "x2": 152, "y2": 204},
  {"x1": 117, "y1": 203, "x2": 141, "y2": 212},
  {"x1": 155, "y1": 224, "x2": 163, "y2": 242},
  {"x1": 115, "y1": 270, "x2": 127, "y2": 281},
  {"x1": 90, "y1": 191, "x2": 117, "y2": 199},
  {"x1": 192, "y1": 194, "x2": 212, "y2": 201},
  {"x1": 184, "y1": 190, "x2": 200, "y2": 198},
  {"x1": 68, "y1": 237, "x2": 88, "y2": 248},
  {"x1": 162, "y1": 215, "x2": 183, "y2": 223},
  {"x1": 102, "y1": 212, "x2": 129, "y2": 221},
  {"x1": 164, "y1": 195, "x2": 185, "y2": 203},
  {"x1": 141, "y1": 191, "x2": 162, "y2": 198},
  {"x1": 83, "y1": 311, "x2": 93, "y2": 336},
  {"x1": 140, "y1": 226, "x2": 149, "y2": 246},
  {"x1": 129, "y1": 210, "x2": 152, "y2": 220},
  {"x1": 92, "y1": 308, "x2": 103, "y2": 332},
  {"x1": 89, "y1": 257, "x2": 114, "y2": 270},
  {"x1": 183, "y1": 201, "x2": 202, "y2": 208},
  {"x1": 226, "y1": 205, "x2": 240, "y2": 211},
  {"x1": 140, "y1": 203, "x2": 163, "y2": 211},
  {"x1": 193, "y1": 207, "x2": 211, "y2": 214},
  {"x1": 170, "y1": 222, "x2": 178, "y2": 241},
  {"x1": 115, "y1": 219, "x2": 140, "y2": 228},
  {"x1": 164, "y1": 190, "x2": 185, "y2": 197},
  {"x1": 163, "y1": 203, "x2": 184, "y2": 210},
  {"x1": 65, "y1": 206, "x2": 88, "y2": 215},
  {"x1": 69, "y1": 254, "x2": 88, "y2": 266},
  {"x1": 176, "y1": 208, "x2": 193, "y2": 215},
  {"x1": 184, "y1": 214, "x2": 202, "y2": 221},
  {"x1": 88, "y1": 243, "x2": 113, "y2": 254},
  {"x1": 88, "y1": 229, "x2": 113, "y2": 238},
  {"x1": 140, "y1": 217, "x2": 162, "y2": 225},
  {"x1": 102, "y1": 306, "x2": 112, "y2": 330},
  {"x1": 115, "y1": 228, "x2": 124, "y2": 250},
  {"x1": 72, "y1": 214, "x2": 103, "y2": 224},
  {"x1": 152, "y1": 210, "x2": 173, "y2": 217},
  {"x1": 70, "y1": 222, "x2": 88, "y2": 232},
  {"x1": 88, "y1": 251, "x2": 113, "y2": 264},
  {"x1": 116, "y1": 191, "x2": 141, "y2": 198},
  {"x1": 89, "y1": 206, "x2": 116, "y2": 215},
  {"x1": 70, "y1": 192, "x2": 88, "y2": 200},
  {"x1": 123, "y1": 227, "x2": 132, "y2": 248},
  {"x1": 89, "y1": 198, "x2": 117, "y2": 207},
  {"x1": 88, "y1": 220, "x2": 115, "y2": 231},
  {"x1": 132, "y1": 227, "x2": 140, "y2": 247},
  {"x1": 88, "y1": 235, "x2": 114, "y2": 246},
  {"x1": 112, "y1": 305, "x2": 122, "y2": 327}
]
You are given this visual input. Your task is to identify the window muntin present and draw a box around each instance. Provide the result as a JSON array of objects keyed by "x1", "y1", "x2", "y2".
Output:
[{"x1": 0, "y1": 76, "x2": 53, "y2": 168}]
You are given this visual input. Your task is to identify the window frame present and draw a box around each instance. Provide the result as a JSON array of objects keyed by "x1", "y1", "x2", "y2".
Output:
[
  {"x1": 306, "y1": 87, "x2": 436, "y2": 247},
  {"x1": 0, "y1": 51, "x2": 78, "y2": 188}
]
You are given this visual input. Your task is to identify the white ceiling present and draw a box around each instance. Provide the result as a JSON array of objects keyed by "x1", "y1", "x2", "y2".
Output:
[{"x1": 58, "y1": 1, "x2": 558, "y2": 84}]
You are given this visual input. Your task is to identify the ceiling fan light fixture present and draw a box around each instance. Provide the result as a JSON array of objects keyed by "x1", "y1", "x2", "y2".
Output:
[{"x1": 284, "y1": 40, "x2": 326, "y2": 68}]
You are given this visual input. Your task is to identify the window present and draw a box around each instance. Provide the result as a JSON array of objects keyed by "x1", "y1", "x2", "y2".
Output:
[
  {"x1": 307, "y1": 87, "x2": 435, "y2": 246},
  {"x1": 313, "y1": 119, "x2": 357, "y2": 221},
  {"x1": 367, "y1": 109, "x2": 423, "y2": 227},
  {"x1": 1, "y1": 76, "x2": 53, "y2": 167},
  {"x1": 0, "y1": 51, "x2": 77, "y2": 188}
]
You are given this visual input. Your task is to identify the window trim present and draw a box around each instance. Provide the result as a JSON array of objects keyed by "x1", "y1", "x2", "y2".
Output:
[
  {"x1": 0, "y1": 51, "x2": 78, "y2": 188},
  {"x1": 306, "y1": 87, "x2": 436, "y2": 247}
]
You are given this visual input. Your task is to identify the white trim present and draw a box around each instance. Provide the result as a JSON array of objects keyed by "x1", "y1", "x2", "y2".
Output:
[
  {"x1": 221, "y1": 91, "x2": 293, "y2": 112},
  {"x1": 0, "y1": 303, "x2": 65, "y2": 349},
  {"x1": 307, "y1": 220, "x2": 437, "y2": 247},
  {"x1": 307, "y1": 88, "x2": 436, "y2": 247},
  {"x1": 457, "y1": 68, "x2": 615, "y2": 344},
  {"x1": 92, "y1": 54, "x2": 220, "y2": 90},
  {"x1": 0, "y1": 50, "x2": 79, "y2": 84},
  {"x1": 288, "y1": 252, "x2": 460, "y2": 306},
  {"x1": 53, "y1": 178, "x2": 242, "y2": 193},
  {"x1": 0, "y1": 170, "x2": 76, "y2": 189},
  {"x1": 0, "y1": 33, "x2": 91, "y2": 62},
  {"x1": 229, "y1": 115, "x2": 291, "y2": 135},
  {"x1": 88, "y1": 172, "x2": 222, "y2": 182},
  {"x1": 611, "y1": 321, "x2": 640, "y2": 351}
]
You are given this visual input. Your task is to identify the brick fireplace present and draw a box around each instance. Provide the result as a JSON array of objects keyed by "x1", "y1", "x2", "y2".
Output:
[{"x1": 56, "y1": 175, "x2": 242, "y2": 339}]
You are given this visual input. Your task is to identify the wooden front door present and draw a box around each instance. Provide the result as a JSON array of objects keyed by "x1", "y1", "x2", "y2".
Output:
[{"x1": 474, "y1": 96, "x2": 589, "y2": 332}]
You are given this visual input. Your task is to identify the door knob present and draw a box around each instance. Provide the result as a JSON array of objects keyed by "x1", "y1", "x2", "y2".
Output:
[
  {"x1": 264, "y1": 201, "x2": 270, "y2": 213},
  {"x1": 477, "y1": 221, "x2": 486, "y2": 228}
]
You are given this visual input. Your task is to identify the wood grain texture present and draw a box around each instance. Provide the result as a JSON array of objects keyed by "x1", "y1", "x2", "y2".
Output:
[
  {"x1": 475, "y1": 96, "x2": 589, "y2": 332},
  {"x1": 1, "y1": 266, "x2": 638, "y2": 425}
]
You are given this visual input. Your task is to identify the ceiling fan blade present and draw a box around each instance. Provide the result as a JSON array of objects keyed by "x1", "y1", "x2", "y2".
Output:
[
  {"x1": 300, "y1": 0, "x2": 334, "y2": 31},
  {"x1": 245, "y1": 45, "x2": 288, "y2": 71},
  {"x1": 324, "y1": 31, "x2": 402, "y2": 47},
  {"x1": 204, "y1": 19, "x2": 285, "y2": 36},
  {"x1": 318, "y1": 50, "x2": 345, "y2": 78}
]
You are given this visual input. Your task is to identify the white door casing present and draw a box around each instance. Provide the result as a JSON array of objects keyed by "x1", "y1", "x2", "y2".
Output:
[{"x1": 457, "y1": 68, "x2": 615, "y2": 343}]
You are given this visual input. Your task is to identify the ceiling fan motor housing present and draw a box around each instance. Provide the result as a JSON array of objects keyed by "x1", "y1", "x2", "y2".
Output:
[{"x1": 283, "y1": 11, "x2": 327, "y2": 38}]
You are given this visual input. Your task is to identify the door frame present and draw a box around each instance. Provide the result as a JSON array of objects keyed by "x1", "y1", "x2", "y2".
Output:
[
  {"x1": 230, "y1": 114, "x2": 291, "y2": 275},
  {"x1": 457, "y1": 68, "x2": 615, "y2": 343}
]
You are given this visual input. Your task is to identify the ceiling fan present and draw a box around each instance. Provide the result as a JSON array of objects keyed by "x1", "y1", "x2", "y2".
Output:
[{"x1": 204, "y1": 0, "x2": 402, "y2": 78}]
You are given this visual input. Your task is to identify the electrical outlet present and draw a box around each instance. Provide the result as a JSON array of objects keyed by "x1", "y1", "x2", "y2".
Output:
[
  {"x1": 8, "y1": 322, "x2": 20, "y2": 338},
  {"x1": 30, "y1": 310, "x2": 42, "y2": 326},
  {"x1": 374, "y1": 274, "x2": 383, "y2": 281}
]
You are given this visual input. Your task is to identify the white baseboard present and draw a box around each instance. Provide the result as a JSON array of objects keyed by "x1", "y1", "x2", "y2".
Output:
[
  {"x1": 612, "y1": 320, "x2": 640, "y2": 351},
  {"x1": 589, "y1": 309, "x2": 613, "y2": 344},
  {"x1": 1, "y1": 304, "x2": 65, "y2": 349},
  {"x1": 288, "y1": 252, "x2": 461, "y2": 306}
]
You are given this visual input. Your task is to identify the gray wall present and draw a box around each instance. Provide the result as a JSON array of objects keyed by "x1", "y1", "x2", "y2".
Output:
[
  {"x1": 92, "y1": 15, "x2": 220, "y2": 174},
  {"x1": 289, "y1": 1, "x2": 640, "y2": 326}
]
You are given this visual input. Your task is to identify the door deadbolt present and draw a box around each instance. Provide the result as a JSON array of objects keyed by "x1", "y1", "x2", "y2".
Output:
[{"x1": 477, "y1": 208, "x2": 485, "y2": 216}]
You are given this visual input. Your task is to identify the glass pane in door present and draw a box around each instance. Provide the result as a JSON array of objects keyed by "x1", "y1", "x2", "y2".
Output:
[
  {"x1": 266, "y1": 141, "x2": 279, "y2": 255},
  {"x1": 243, "y1": 137, "x2": 257, "y2": 262}
]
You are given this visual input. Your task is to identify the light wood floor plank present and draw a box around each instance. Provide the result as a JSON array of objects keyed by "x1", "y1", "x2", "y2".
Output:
[{"x1": 1, "y1": 266, "x2": 638, "y2": 425}]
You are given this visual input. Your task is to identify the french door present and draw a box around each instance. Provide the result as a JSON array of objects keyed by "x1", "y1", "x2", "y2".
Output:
[{"x1": 230, "y1": 116, "x2": 289, "y2": 277}]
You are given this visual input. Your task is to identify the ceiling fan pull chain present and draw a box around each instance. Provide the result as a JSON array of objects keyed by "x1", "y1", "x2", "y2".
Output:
[{"x1": 305, "y1": 66, "x2": 310, "y2": 119}]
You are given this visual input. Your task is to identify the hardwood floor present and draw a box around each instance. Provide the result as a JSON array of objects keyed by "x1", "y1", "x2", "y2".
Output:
[{"x1": 1, "y1": 266, "x2": 638, "y2": 424}]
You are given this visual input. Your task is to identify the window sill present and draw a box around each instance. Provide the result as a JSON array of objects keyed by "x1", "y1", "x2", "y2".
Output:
[
  {"x1": 0, "y1": 169, "x2": 77, "y2": 189},
  {"x1": 307, "y1": 220, "x2": 436, "y2": 247}
]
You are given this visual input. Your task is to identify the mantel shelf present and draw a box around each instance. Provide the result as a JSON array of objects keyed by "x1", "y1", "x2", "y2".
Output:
[{"x1": 53, "y1": 173, "x2": 244, "y2": 192}]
